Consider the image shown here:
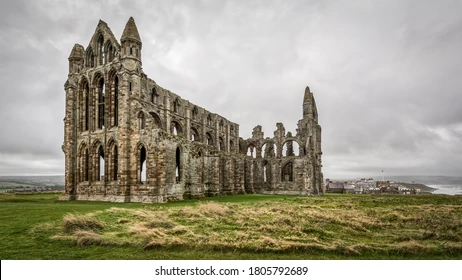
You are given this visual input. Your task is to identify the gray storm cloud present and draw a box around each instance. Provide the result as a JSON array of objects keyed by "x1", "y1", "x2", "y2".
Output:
[{"x1": 0, "y1": 0, "x2": 461, "y2": 178}]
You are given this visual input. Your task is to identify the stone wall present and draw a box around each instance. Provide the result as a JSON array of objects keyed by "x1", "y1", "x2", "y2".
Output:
[{"x1": 61, "y1": 17, "x2": 323, "y2": 203}]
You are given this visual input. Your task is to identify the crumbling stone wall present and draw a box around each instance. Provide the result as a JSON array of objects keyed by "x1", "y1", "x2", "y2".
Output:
[{"x1": 61, "y1": 17, "x2": 323, "y2": 203}]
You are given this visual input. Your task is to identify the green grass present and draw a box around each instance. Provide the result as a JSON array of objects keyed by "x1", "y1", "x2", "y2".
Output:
[{"x1": 0, "y1": 193, "x2": 461, "y2": 259}]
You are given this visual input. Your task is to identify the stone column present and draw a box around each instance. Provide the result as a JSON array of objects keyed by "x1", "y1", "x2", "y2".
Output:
[
  {"x1": 185, "y1": 107, "x2": 191, "y2": 141},
  {"x1": 63, "y1": 84, "x2": 76, "y2": 198}
]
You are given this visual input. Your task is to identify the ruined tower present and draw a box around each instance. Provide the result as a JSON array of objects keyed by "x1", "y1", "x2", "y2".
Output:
[{"x1": 61, "y1": 17, "x2": 323, "y2": 202}]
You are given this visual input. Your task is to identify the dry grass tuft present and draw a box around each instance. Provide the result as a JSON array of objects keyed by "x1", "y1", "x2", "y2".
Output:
[
  {"x1": 63, "y1": 213, "x2": 104, "y2": 233},
  {"x1": 179, "y1": 206, "x2": 200, "y2": 217},
  {"x1": 117, "y1": 218, "x2": 130, "y2": 224},
  {"x1": 179, "y1": 202, "x2": 230, "y2": 218},
  {"x1": 169, "y1": 225, "x2": 190, "y2": 235},
  {"x1": 198, "y1": 202, "x2": 230, "y2": 216},
  {"x1": 143, "y1": 238, "x2": 166, "y2": 249},
  {"x1": 74, "y1": 230, "x2": 104, "y2": 247},
  {"x1": 259, "y1": 236, "x2": 279, "y2": 248},
  {"x1": 146, "y1": 220, "x2": 176, "y2": 229},
  {"x1": 394, "y1": 240, "x2": 428, "y2": 252}
]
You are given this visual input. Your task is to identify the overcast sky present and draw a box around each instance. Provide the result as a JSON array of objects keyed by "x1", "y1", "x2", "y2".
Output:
[{"x1": 0, "y1": 0, "x2": 461, "y2": 179}]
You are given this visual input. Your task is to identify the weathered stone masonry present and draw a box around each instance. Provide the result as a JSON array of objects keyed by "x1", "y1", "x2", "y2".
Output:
[{"x1": 61, "y1": 17, "x2": 323, "y2": 203}]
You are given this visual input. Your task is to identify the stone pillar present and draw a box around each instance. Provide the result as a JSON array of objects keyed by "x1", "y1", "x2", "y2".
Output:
[
  {"x1": 164, "y1": 95, "x2": 170, "y2": 133},
  {"x1": 63, "y1": 84, "x2": 76, "y2": 198},
  {"x1": 185, "y1": 107, "x2": 191, "y2": 141}
]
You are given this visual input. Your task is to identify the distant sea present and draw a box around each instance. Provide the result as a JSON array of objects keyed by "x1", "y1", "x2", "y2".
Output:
[
  {"x1": 1, "y1": 175, "x2": 462, "y2": 195},
  {"x1": 383, "y1": 176, "x2": 462, "y2": 195}
]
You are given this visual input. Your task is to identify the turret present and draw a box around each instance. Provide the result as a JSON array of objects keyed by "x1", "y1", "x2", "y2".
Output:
[
  {"x1": 302, "y1": 86, "x2": 313, "y2": 117},
  {"x1": 120, "y1": 17, "x2": 142, "y2": 63},
  {"x1": 68, "y1": 44, "x2": 84, "y2": 74}
]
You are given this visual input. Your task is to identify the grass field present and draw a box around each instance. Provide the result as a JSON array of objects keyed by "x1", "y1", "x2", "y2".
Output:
[{"x1": 0, "y1": 193, "x2": 461, "y2": 260}]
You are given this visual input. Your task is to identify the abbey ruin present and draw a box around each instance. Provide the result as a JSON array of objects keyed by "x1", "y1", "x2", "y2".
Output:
[{"x1": 61, "y1": 17, "x2": 323, "y2": 203}]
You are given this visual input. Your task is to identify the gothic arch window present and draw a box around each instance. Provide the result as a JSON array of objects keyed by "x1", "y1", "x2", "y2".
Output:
[
  {"x1": 85, "y1": 83, "x2": 89, "y2": 131},
  {"x1": 262, "y1": 143, "x2": 276, "y2": 158},
  {"x1": 85, "y1": 148, "x2": 89, "y2": 181},
  {"x1": 247, "y1": 145, "x2": 256, "y2": 158},
  {"x1": 171, "y1": 121, "x2": 182, "y2": 136},
  {"x1": 98, "y1": 34, "x2": 104, "y2": 65},
  {"x1": 191, "y1": 127, "x2": 199, "y2": 141},
  {"x1": 86, "y1": 47, "x2": 94, "y2": 68},
  {"x1": 282, "y1": 140, "x2": 300, "y2": 157},
  {"x1": 138, "y1": 111, "x2": 145, "y2": 129},
  {"x1": 207, "y1": 114, "x2": 213, "y2": 126},
  {"x1": 112, "y1": 145, "x2": 118, "y2": 181},
  {"x1": 229, "y1": 140, "x2": 235, "y2": 152},
  {"x1": 192, "y1": 106, "x2": 198, "y2": 120},
  {"x1": 139, "y1": 146, "x2": 147, "y2": 182},
  {"x1": 230, "y1": 125, "x2": 234, "y2": 135},
  {"x1": 80, "y1": 80, "x2": 90, "y2": 132},
  {"x1": 114, "y1": 76, "x2": 118, "y2": 127},
  {"x1": 97, "y1": 78, "x2": 105, "y2": 129},
  {"x1": 281, "y1": 162, "x2": 293, "y2": 182},
  {"x1": 79, "y1": 144, "x2": 89, "y2": 182},
  {"x1": 173, "y1": 98, "x2": 180, "y2": 113},
  {"x1": 105, "y1": 42, "x2": 114, "y2": 62},
  {"x1": 149, "y1": 112, "x2": 162, "y2": 129},
  {"x1": 97, "y1": 145, "x2": 105, "y2": 181},
  {"x1": 219, "y1": 120, "x2": 224, "y2": 131},
  {"x1": 219, "y1": 137, "x2": 225, "y2": 151},
  {"x1": 175, "y1": 147, "x2": 181, "y2": 183},
  {"x1": 206, "y1": 132, "x2": 213, "y2": 146},
  {"x1": 151, "y1": 87, "x2": 158, "y2": 104},
  {"x1": 262, "y1": 161, "x2": 270, "y2": 183}
]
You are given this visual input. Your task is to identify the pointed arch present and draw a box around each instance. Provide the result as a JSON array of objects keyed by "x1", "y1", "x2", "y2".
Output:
[
  {"x1": 90, "y1": 140, "x2": 104, "y2": 182},
  {"x1": 106, "y1": 69, "x2": 118, "y2": 128},
  {"x1": 172, "y1": 98, "x2": 180, "y2": 113},
  {"x1": 151, "y1": 87, "x2": 158, "y2": 104},
  {"x1": 262, "y1": 160, "x2": 271, "y2": 183},
  {"x1": 104, "y1": 40, "x2": 115, "y2": 63},
  {"x1": 219, "y1": 120, "x2": 224, "y2": 132},
  {"x1": 218, "y1": 137, "x2": 225, "y2": 151},
  {"x1": 261, "y1": 142, "x2": 277, "y2": 158},
  {"x1": 206, "y1": 132, "x2": 214, "y2": 146},
  {"x1": 246, "y1": 144, "x2": 256, "y2": 158},
  {"x1": 281, "y1": 161, "x2": 293, "y2": 182},
  {"x1": 282, "y1": 139, "x2": 300, "y2": 157},
  {"x1": 190, "y1": 127, "x2": 200, "y2": 141},
  {"x1": 107, "y1": 139, "x2": 118, "y2": 181},
  {"x1": 137, "y1": 143, "x2": 147, "y2": 183},
  {"x1": 97, "y1": 33, "x2": 104, "y2": 65},
  {"x1": 149, "y1": 111, "x2": 163, "y2": 129},
  {"x1": 92, "y1": 72, "x2": 105, "y2": 130},
  {"x1": 78, "y1": 142, "x2": 89, "y2": 182},
  {"x1": 97, "y1": 145, "x2": 105, "y2": 181},
  {"x1": 113, "y1": 145, "x2": 118, "y2": 181},
  {"x1": 113, "y1": 75, "x2": 119, "y2": 127},
  {"x1": 138, "y1": 111, "x2": 145, "y2": 129},
  {"x1": 229, "y1": 140, "x2": 235, "y2": 152},
  {"x1": 175, "y1": 146, "x2": 181, "y2": 183},
  {"x1": 79, "y1": 77, "x2": 90, "y2": 132},
  {"x1": 170, "y1": 120, "x2": 182, "y2": 136},
  {"x1": 192, "y1": 106, "x2": 199, "y2": 120},
  {"x1": 86, "y1": 47, "x2": 94, "y2": 68}
]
